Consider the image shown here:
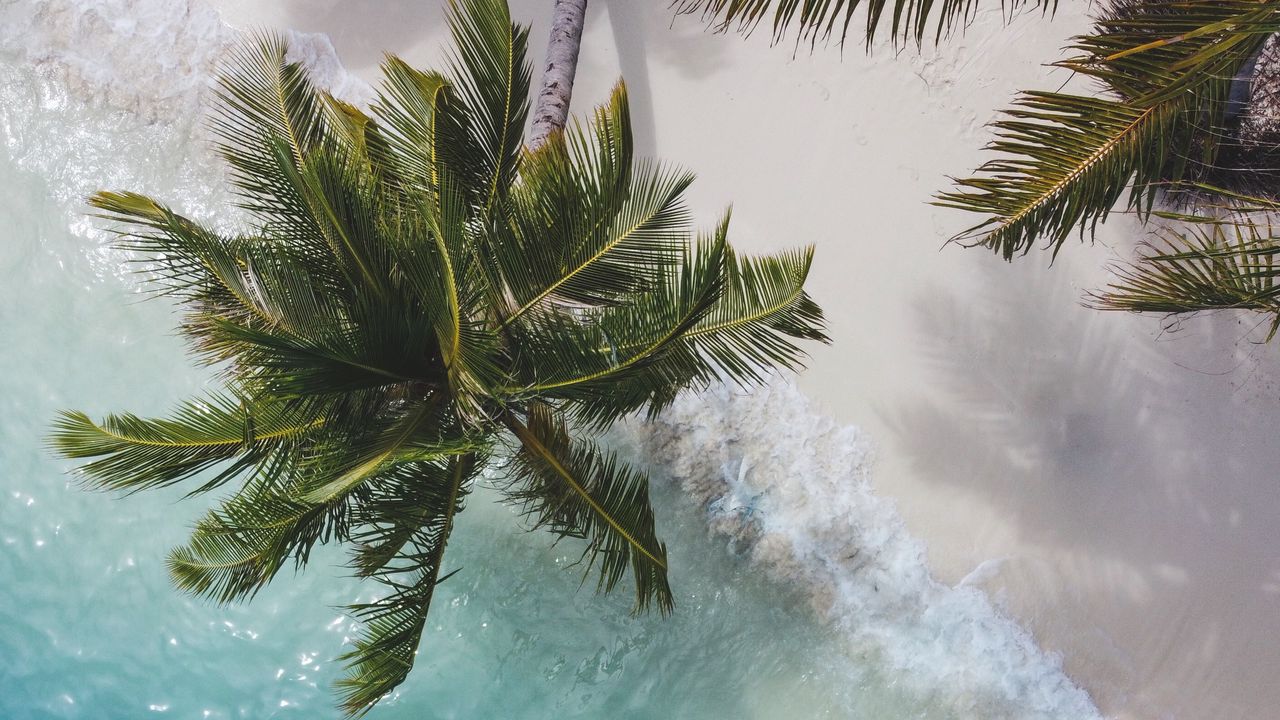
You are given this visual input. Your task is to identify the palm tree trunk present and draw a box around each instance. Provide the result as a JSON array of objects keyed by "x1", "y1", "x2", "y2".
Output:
[{"x1": 529, "y1": 0, "x2": 588, "y2": 150}]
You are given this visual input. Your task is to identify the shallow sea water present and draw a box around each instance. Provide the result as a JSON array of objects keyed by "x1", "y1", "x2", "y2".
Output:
[
  {"x1": 0, "y1": 1, "x2": 1102, "y2": 718},
  {"x1": 0, "y1": 131, "x2": 959, "y2": 720}
]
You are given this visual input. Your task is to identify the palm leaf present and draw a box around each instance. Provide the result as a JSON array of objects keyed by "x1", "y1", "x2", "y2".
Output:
[
  {"x1": 671, "y1": 0, "x2": 1055, "y2": 48},
  {"x1": 682, "y1": 233, "x2": 829, "y2": 385},
  {"x1": 389, "y1": 172, "x2": 506, "y2": 411},
  {"x1": 937, "y1": 1, "x2": 1280, "y2": 259},
  {"x1": 370, "y1": 58, "x2": 470, "y2": 199},
  {"x1": 370, "y1": 58, "x2": 508, "y2": 405},
  {"x1": 212, "y1": 33, "x2": 326, "y2": 167},
  {"x1": 347, "y1": 455, "x2": 481, "y2": 576},
  {"x1": 1092, "y1": 217, "x2": 1280, "y2": 338},
  {"x1": 499, "y1": 82, "x2": 693, "y2": 323},
  {"x1": 87, "y1": 191, "x2": 281, "y2": 323},
  {"x1": 502, "y1": 232, "x2": 726, "y2": 421},
  {"x1": 502, "y1": 405, "x2": 673, "y2": 614},
  {"x1": 87, "y1": 190, "x2": 354, "y2": 357},
  {"x1": 49, "y1": 393, "x2": 319, "y2": 494},
  {"x1": 936, "y1": 92, "x2": 1182, "y2": 259},
  {"x1": 299, "y1": 398, "x2": 475, "y2": 505},
  {"x1": 201, "y1": 317, "x2": 425, "y2": 399},
  {"x1": 209, "y1": 34, "x2": 338, "y2": 261},
  {"x1": 336, "y1": 454, "x2": 476, "y2": 717},
  {"x1": 295, "y1": 148, "x2": 393, "y2": 297},
  {"x1": 168, "y1": 454, "x2": 340, "y2": 603},
  {"x1": 445, "y1": 0, "x2": 532, "y2": 208}
]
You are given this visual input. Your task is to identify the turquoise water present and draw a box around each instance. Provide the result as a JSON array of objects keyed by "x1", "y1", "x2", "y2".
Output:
[
  {"x1": 0, "y1": 149, "x2": 869, "y2": 720},
  {"x1": 0, "y1": 145, "x2": 888, "y2": 718},
  {"x1": 0, "y1": 1, "x2": 1103, "y2": 718}
]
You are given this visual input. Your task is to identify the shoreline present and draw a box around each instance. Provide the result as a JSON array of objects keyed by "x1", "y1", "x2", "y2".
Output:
[{"x1": 20, "y1": 0, "x2": 1280, "y2": 716}]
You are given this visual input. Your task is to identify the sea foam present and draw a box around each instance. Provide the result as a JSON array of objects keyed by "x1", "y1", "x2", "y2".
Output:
[
  {"x1": 0, "y1": 1, "x2": 1101, "y2": 717},
  {"x1": 623, "y1": 380, "x2": 1102, "y2": 718}
]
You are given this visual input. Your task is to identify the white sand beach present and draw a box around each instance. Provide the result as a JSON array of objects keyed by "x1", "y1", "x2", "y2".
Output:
[{"x1": 162, "y1": 2, "x2": 1280, "y2": 717}]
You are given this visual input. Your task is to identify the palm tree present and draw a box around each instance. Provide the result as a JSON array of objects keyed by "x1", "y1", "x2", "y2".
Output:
[
  {"x1": 935, "y1": 0, "x2": 1280, "y2": 331},
  {"x1": 936, "y1": 1, "x2": 1280, "y2": 257},
  {"x1": 48, "y1": 0, "x2": 827, "y2": 715}
]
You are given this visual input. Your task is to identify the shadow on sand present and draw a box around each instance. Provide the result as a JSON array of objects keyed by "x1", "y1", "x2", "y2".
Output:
[{"x1": 882, "y1": 251, "x2": 1280, "y2": 716}]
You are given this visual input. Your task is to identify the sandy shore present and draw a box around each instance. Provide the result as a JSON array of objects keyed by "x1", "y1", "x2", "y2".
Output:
[{"x1": 205, "y1": 2, "x2": 1280, "y2": 717}]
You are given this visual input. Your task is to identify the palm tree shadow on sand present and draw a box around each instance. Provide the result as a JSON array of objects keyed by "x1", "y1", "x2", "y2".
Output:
[{"x1": 880, "y1": 252, "x2": 1280, "y2": 716}]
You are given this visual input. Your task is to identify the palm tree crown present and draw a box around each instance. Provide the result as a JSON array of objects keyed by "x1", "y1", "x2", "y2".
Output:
[{"x1": 48, "y1": 0, "x2": 828, "y2": 715}]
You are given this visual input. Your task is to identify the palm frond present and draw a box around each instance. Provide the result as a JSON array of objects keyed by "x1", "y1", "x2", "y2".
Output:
[
  {"x1": 445, "y1": 0, "x2": 532, "y2": 208},
  {"x1": 295, "y1": 147, "x2": 394, "y2": 296},
  {"x1": 88, "y1": 191, "x2": 280, "y2": 322},
  {"x1": 337, "y1": 454, "x2": 476, "y2": 717},
  {"x1": 936, "y1": 92, "x2": 1183, "y2": 259},
  {"x1": 499, "y1": 82, "x2": 693, "y2": 323},
  {"x1": 49, "y1": 393, "x2": 319, "y2": 494},
  {"x1": 347, "y1": 455, "x2": 480, "y2": 576},
  {"x1": 319, "y1": 92, "x2": 407, "y2": 191},
  {"x1": 87, "y1": 190, "x2": 356, "y2": 359},
  {"x1": 167, "y1": 454, "x2": 340, "y2": 603},
  {"x1": 502, "y1": 232, "x2": 726, "y2": 426},
  {"x1": 937, "y1": 1, "x2": 1280, "y2": 259},
  {"x1": 671, "y1": 0, "x2": 1055, "y2": 48},
  {"x1": 503, "y1": 405, "x2": 673, "y2": 614},
  {"x1": 1092, "y1": 217, "x2": 1280, "y2": 337},
  {"x1": 209, "y1": 34, "x2": 338, "y2": 261},
  {"x1": 683, "y1": 231, "x2": 829, "y2": 385},
  {"x1": 299, "y1": 398, "x2": 475, "y2": 505},
  {"x1": 389, "y1": 171, "x2": 506, "y2": 411},
  {"x1": 371, "y1": 58, "x2": 469, "y2": 198},
  {"x1": 212, "y1": 32, "x2": 327, "y2": 167},
  {"x1": 201, "y1": 316, "x2": 424, "y2": 399}
]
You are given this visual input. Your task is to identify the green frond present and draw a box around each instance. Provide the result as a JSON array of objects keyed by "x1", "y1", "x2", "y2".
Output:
[
  {"x1": 347, "y1": 455, "x2": 480, "y2": 576},
  {"x1": 336, "y1": 585, "x2": 434, "y2": 716},
  {"x1": 211, "y1": 32, "x2": 327, "y2": 173},
  {"x1": 299, "y1": 399, "x2": 476, "y2": 505},
  {"x1": 503, "y1": 405, "x2": 673, "y2": 614},
  {"x1": 49, "y1": 393, "x2": 320, "y2": 494},
  {"x1": 168, "y1": 456, "x2": 339, "y2": 603},
  {"x1": 295, "y1": 148, "x2": 393, "y2": 296},
  {"x1": 208, "y1": 33, "x2": 341, "y2": 263},
  {"x1": 937, "y1": 1, "x2": 1280, "y2": 259},
  {"x1": 1092, "y1": 219, "x2": 1280, "y2": 337},
  {"x1": 684, "y1": 231, "x2": 829, "y2": 385},
  {"x1": 337, "y1": 454, "x2": 476, "y2": 717},
  {"x1": 500, "y1": 82, "x2": 694, "y2": 323},
  {"x1": 319, "y1": 92, "x2": 390, "y2": 175},
  {"x1": 87, "y1": 191, "x2": 280, "y2": 322},
  {"x1": 671, "y1": 0, "x2": 1055, "y2": 48},
  {"x1": 502, "y1": 232, "x2": 726, "y2": 426},
  {"x1": 936, "y1": 92, "x2": 1178, "y2": 259},
  {"x1": 370, "y1": 58, "x2": 463, "y2": 204},
  {"x1": 201, "y1": 317, "x2": 425, "y2": 399},
  {"x1": 445, "y1": 0, "x2": 532, "y2": 208},
  {"x1": 372, "y1": 58, "x2": 509, "y2": 404}
]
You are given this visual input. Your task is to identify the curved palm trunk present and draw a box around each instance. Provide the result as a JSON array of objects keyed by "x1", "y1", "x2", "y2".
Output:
[{"x1": 529, "y1": 0, "x2": 588, "y2": 149}]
